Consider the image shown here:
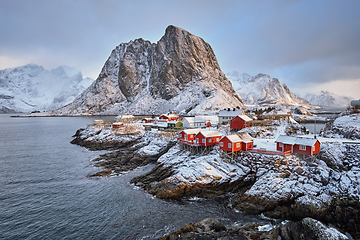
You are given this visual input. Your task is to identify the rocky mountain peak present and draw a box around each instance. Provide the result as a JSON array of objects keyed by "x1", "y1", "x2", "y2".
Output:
[{"x1": 49, "y1": 25, "x2": 243, "y2": 115}]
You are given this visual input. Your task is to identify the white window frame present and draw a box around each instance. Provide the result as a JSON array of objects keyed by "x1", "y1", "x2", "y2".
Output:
[
  {"x1": 299, "y1": 145, "x2": 306, "y2": 151},
  {"x1": 220, "y1": 142, "x2": 223, "y2": 147},
  {"x1": 202, "y1": 139, "x2": 205, "y2": 143},
  {"x1": 208, "y1": 138, "x2": 212, "y2": 143},
  {"x1": 236, "y1": 143, "x2": 240, "y2": 148},
  {"x1": 228, "y1": 143, "x2": 231, "y2": 148},
  {"x1": 279, "y1": 143, "x2": 283, "y2": 147}
]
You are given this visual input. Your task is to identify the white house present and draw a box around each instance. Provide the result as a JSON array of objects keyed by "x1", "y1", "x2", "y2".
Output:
[
  {"x1": 218, "y1": 109, "x2": 244, "y2": 124},
  {"x1": 182, "y1": 115, "x2": 218, "y2": 128}
]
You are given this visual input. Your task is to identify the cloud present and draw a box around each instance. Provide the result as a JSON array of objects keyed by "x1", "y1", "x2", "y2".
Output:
[{"x1": 0, "y1": 0, "x2": 359, "y2": 98}]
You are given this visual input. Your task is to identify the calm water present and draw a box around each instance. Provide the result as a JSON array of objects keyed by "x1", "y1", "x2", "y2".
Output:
[{"x1": 0, "y1": 114, "x2": 267, "y2": 239}]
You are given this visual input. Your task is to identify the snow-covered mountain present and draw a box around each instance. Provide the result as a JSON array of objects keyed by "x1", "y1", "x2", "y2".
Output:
[
  {"x1": 0, "y1": 64, "x2": 94, "y2": 113},
  {"x1": 303, "y1": 91, "x2": 352, "y2": 108},
  {"x1": 227, "y1": 72, "x2": 310, "y2": 106},
  {"x1": 47, "y1": 25, "x2": 244, "y2": 116}
]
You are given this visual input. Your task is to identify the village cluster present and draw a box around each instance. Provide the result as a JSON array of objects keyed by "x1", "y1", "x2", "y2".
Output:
[{"x1": 95, "y1": 107, "x2": 321, "y2": 157}]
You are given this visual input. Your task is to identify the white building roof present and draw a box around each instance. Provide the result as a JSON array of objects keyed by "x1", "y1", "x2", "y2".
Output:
[
  {"x1": 160, "y1": 113, "x2": 178, "y2": 118},
  {"x1": 238, "y1": 115, "x2": 253, "y2": 122},
  {"x1": 198, "y1": 130, "x2": 222, "y2": 138},
  {"x1": 275, "y1": 135, "x2": 319, "y2": 146},
  {"x1": 222, "y1": 134, "x2": 242, "y2": 143},
  {"x1": 238, "y1": 132, "x2": 253, "y2": 143},
  {"x1": 218, "y1": 109, "x2": 244, "y2": 117},
  {"x1": 183, "y1": 117, "x2": 194, "y2": 123},
  {"x1": 182, "y1": 128, "x2": 202, "y2": 135},
  {"x1": 167, "y1": 120, "x2": 179, "y2": 124}
]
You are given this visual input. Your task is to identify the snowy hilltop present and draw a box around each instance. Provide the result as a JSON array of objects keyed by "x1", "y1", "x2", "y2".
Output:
[
  {"x1": 0, "y1": 64, "x2": 93, "y2": 113},
  {"x1": 227, "y1": 72, "x2": 310, "y2": 106},
  {"x1": 303, "y1": 91, "x2": 352, "y2": 108},
  {"x1": 44, "y1": 25, "x2": 243, "y2": 116}
]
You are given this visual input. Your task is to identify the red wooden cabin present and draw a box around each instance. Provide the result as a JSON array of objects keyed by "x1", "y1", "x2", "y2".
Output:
[
  {"x1": 159, "y1": 114, "x2": 179, "y2": 122},
  {"x1": 195, "y1": 130, "x2": 222, "y2": 146},
  {"x1": 178, "y1": 129, "x2": 202, "y2": 143},
  {"x1": 142, "y1": 118, "x2": 155, "y2": 123},
  {"x1": 219, "y1": 135, "x2": 243, "y2": 152},
  {"x1": 275, "y1": 135, "x2": 321, "y2": 155},
  {"x1": 112, "y1": 122, "x2": 124, "y2": 129},
  {"x1": 230, "y1": 115, "x2": 253, "y2": 130}
]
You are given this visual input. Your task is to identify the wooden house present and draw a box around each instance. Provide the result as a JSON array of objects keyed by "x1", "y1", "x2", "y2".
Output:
[
  {"x1": 159, "y1": 113, "x2": 179, "y2": 122},
  {"x1": 218, "y1": 109, "x2": 244, "y2": 124},
  {"x1": 167, "y1": 120, "x2": 183, "y2": 129},
  {"x1": 219, "y1": 133, "x2": 253, "y2": 152},
  {"x1": 178, "y1": 129, "x2": 202, "y2": 143},
  {"x1": 230, "y1": 115, "x2": 253, "y2": 130},
  {"x1": 142, "y1": 118, "x2": 155, "y2": 123},
  {"x1": 182, "y1": 117, "x2": 195, "y2": 128},
  {"x1": 275, "y1": 135, "x2": 321, "y2": 155},
  {"x1": 195, "y1": 130, "x2": 222, "y2": 146}
]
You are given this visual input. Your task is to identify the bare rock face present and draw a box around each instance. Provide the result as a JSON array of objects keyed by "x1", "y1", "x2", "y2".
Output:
[{"x1": 51, "y1": 25, "x2": 243, "y2": 115}]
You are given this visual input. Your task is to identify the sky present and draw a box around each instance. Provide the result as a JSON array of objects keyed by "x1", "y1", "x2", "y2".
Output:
[{"x1": 0, "y1": 0, "x2": 359, "y2": 98}]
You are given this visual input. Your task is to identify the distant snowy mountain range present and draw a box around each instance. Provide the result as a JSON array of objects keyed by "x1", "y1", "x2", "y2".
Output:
[
  {"x1": 303, "y1": 91, "x2": 352, "y2": 108},
  {"x1": 0, "y1": 64, "x2": 94, "y2": 113},
  {"x1": 226, "y1": 72, "x2": 310, "y2": 106}
]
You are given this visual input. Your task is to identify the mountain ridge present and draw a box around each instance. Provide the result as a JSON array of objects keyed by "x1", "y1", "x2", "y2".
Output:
[
  {"x1": 0, "y1": 64, "x2": 93, "y2": 113},
  {"x1": 46, "y1": 25, "x2": 244, "y2": 116}
]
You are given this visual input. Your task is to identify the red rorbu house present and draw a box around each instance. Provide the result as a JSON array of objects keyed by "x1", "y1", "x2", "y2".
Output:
[
  {"x1": 219, "y1": 133, "x2": 254, "y2": 152},
  {"x1": 178, "y1": 129, "x2": 202, "y2": 145},
  {"x1": 112, "y1": 122, "x2": 124, "y2": 129},
  {"x1": 195, "y1": 130, "x2": 222, "y2": 147},
  {"x1": 230, "y1": 115, "x2": 253, "y2": 130},
  {"x1": 142, "y1": 118, "x2": 155, "y2": 124},
  {"x1": 275, "y1": 135, "x2": 321, "y2": 155},
  {"x1": 159, "y1": 114, "x2": 179, "y2": 122}
]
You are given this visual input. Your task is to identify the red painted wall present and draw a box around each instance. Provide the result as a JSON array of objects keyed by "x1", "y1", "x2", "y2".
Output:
[
  {"x1": 195, "y1": 132, "x2": 221, "y2": 146},
  {"x1": 230, "y1": 116, "x2": 251, "y2": 130},
  {"x1": 276, "y1": 142, "x2": 293, "y2": 152},
  {"x1": 219, "y1": 137, "x2": 242, "y2": 152}
]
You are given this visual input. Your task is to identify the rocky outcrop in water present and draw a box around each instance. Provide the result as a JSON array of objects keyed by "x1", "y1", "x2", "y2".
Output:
[
  {"x1": 48, "y1": 25, "x2": 243, "y2": 116},
  {"x1": 159, "y1": 217, "x2": 349, "y2": 240}
]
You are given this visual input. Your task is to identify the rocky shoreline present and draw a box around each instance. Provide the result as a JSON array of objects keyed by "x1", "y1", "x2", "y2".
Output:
[{"x1": 71, "y1": 122, "x2": 360, "y2": 239}]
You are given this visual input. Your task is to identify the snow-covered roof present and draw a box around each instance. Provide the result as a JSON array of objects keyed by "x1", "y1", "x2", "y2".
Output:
[
  {"x1": 182, "y1": 128, "x2": 202, "y2": 135},
  {"x1": 160, "y1": 113, "x2": 178, "y2": 118},
  {"x1": 116, "y1": 114, "x2": 134, "y2": 119},
  {"x1": 237, "y1": 132, "x2": 253, "y2": 143},
  {"x1": 238, "y1": 115, "x2": 253, "y2": 122},
  {"x1": 156, "y1": 122, "x2": 168, "y2": 127},
  {"x1": 295, "y1": 137, "x2": 320, "y2": 146},
  {"x1": 218, "y1": 109, "x2": 244, "y2": 117},
  {"x1": 198, "y1": 130, "x2": 222, "y2": 138},
  {"x1": 222, "y1": 134, "x2": 241, "y2": 143},
  {"x1": 183, "y1": 117, "x2": 194, "y2": 124},
  {"x1": 167, "y1": 120, "x2": 180, "y2": 124},
  {"x1": 276, "y1": 135, "x2": 320, "y2": 146}
]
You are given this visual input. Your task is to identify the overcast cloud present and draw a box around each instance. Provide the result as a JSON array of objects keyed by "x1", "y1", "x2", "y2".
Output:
[{"x1": 0, "y1": 0, "x2": 359, "y2": 98}]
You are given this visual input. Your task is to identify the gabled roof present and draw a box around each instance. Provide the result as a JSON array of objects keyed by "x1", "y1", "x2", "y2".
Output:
[
  {"x1": 275, "y1": 135, "x2": 320, "y2": 146},
  {"x1": 295, "y1": 137, "x2": 320, "y2": 146},
  {"x1": 237, "y1": 132, "x2": 253, "y2": 143},
  {"x1": 183, "y1": 117, "x2": 194, "y2": 123},
  {"x1": 221, "y1": 134, "x2": 242, "y2": 143},
  {"x1": 218, "y1": 110, "x2": 244, "y2": 117},
  {"x1": 197, "y1": 130, "x2": 222, "y2": 138},
  {"x1": 181, "y1": 128, "x2": 202, "y2": 135},
  {"x1": 160, "y1": 113, "x2": 178, "y2": 118},
  {"x1": 237, "y1": 115, "x2": 253, "y2": 122}
]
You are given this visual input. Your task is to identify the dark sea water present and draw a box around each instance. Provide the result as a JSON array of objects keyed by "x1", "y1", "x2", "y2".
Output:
[{"x1": 0, "y1": 114, "x2": 268, "y2": 239}]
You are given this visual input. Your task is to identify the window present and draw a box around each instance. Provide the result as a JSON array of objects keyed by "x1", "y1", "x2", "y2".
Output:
[
  {"x1": 228, "y1": 143, "x2": 231, "y2": 148},
  {"x1": 208, "y1": 139, "x2": 212, "y2": 143},
  {"x1": 312, "y1": 146, "x2": 315, "y2": 152},
  {"x1": 279, "y1": 143, "x2": 283, "y2": 147},
  {"x1": 299, "y1": 145, "x2": 306, "y2": 151},
  {"x1": 196, "y1": 138, "x2": 199, "y2": 143},
  {"x1": 236, "y1": 143, "x2": 240, "y2": 148},
  {"x1": 220, "y1": 142, "x2": 223, "y2": 147},
  {"x1": 202, "y1": 139, "x2": 205, "y2": 143}
]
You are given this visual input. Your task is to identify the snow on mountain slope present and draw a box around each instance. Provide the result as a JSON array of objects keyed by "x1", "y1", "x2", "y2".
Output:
[
  {"x1": 303, "y1": 91, "x2": 352, "y2": 108},
  {"x1": 227, "y1": 71, "x2": 310, "y2": 106},
  {"x1": 46, "y1": 25, "x2": 244, "y2": 116},
  {"x1": 0, "y1": 64, "x2": 94, "y2": 113}
]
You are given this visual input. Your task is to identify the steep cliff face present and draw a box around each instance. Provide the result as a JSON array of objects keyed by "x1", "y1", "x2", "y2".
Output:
[
  {"x1": 227, "y1": 72, "x2": 309, "y2": 106},
  {"x1": 52, "y1": 25, "x2": 243, "y2": 115}
]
